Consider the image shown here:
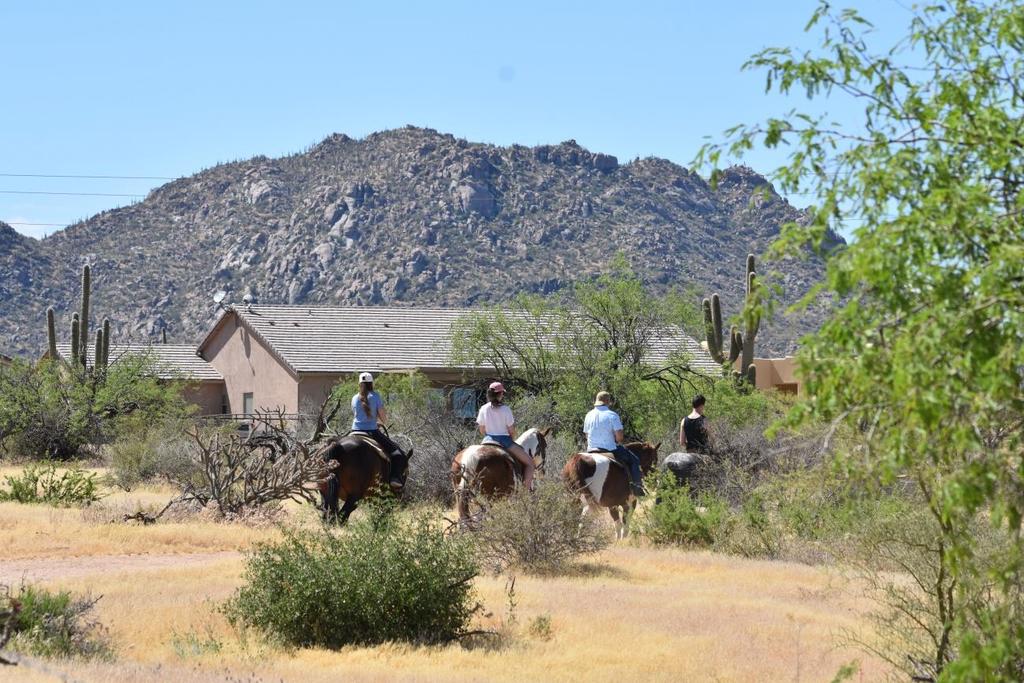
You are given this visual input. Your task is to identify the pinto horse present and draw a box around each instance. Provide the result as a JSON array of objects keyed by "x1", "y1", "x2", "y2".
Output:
[
  {"x1": 450, "y1": 427, "x2": 551, "y2": 527},
  {"x1": 317, "y1": 433, "x2": 413, "y2": 524},
  {"x1": 562, "y1": 441, "x2": 660, "y2": 539}
]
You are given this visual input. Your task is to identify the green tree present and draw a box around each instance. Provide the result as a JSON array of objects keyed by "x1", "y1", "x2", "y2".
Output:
[
  {"x1": 0, "y1": 352, "x2": 190, "y2": 460},
  {"x1": 700, "y1": 1, "x2": 1024, "y2": 678},
  {"x1": 451, "y1": 255, "x2": 707, "y2": 439}
]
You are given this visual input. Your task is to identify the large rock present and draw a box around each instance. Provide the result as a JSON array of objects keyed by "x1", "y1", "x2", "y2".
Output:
[
  {"x1": 592, "y1": 153, "x2": 618, "y2": 173},
  {"x1": 453, "y1": 181, "x2": 498, "y2": 218}
]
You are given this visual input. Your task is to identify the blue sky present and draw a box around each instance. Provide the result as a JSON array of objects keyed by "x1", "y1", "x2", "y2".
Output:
[{"x1": 1, "y1": 1, "x2": 911, "y2": 239}]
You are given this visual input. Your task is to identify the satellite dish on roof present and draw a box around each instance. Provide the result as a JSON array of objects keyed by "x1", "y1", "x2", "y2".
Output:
[{"x1": 213, "y1": 290, "x2": 232, "y2": 311}]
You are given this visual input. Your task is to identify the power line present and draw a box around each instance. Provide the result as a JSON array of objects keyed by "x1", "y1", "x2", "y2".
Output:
[
  {"x1": 0, "y1": 173, "x2": 176, "y2": 180},
  {"x1": 0, "y1": 190, "x2": 143, "y2": 198},
  {"x1": 4, "y1": 221, "x2": 67, "y2": 226}
]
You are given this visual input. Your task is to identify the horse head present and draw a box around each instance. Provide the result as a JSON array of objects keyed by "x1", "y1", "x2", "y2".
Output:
[
  {"x1": 625, "y1": 440, "x2": 661, "y2": 474},
  {"x1": 518, "y1": 426, "x2": 553, "y2": 475}
]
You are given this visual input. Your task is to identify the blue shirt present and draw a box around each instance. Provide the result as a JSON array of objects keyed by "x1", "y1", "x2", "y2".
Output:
[
  {"x1": 351, "y1": 392, "x2": 384, "y2": 430},
  {"x1": 583, "y1": 405, "x2": 623, "y2": 451}
]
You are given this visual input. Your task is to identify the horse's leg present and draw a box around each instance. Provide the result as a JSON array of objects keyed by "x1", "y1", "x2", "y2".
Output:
[
  {"x1": 578, "y1": 494, "x2": 594, "y2": 536},
  {"x1": 621, "y1": 500, "x2": 637, "y2": 539},
  {"x1": 609, "y1": 506, "x2": 625, "y2": 539},
  {"x1": 321, "y1": 474, "x2": 340, "y2": 523},
  {"x1": 456, "y1": 484, "x2": 472, "y2": 529},
  {"x1": 339, "y1": 495, "x2": 359, "y2": 525}
]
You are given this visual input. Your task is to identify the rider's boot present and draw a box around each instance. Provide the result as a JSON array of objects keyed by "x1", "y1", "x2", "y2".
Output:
[
  {"x1": 388, "y1": 450, "x2": 407, "y2": 492},
  {"x1": 627, "y1": 461, "x2": 647, "y2": 498}
]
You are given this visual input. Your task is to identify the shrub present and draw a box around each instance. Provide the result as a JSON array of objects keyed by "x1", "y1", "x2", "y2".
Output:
[
  {"x1": 163, "y1": 409, "x2": 336, "y2": 517},
  {"x1": 639, "y1": 473, "x2": 733, "y2": 547},
  {"x1": 223, "y1": 512, "x2": 480, "y2": 647},
  {"x1": 3, "y1": 584, "x2": 111, "y2": 659},
  {"x1": 107, "y1": 418, "x2": 197, "y2": 491},
  {"x1": 473, "y1": 480, "x2": 611, "y2": 574},
  {"x1": 0, "y1": 463, "x2": 101, "y2": 506},
  {"x1": 0, "y1": 355, "x2": 190, "y2": 461},
  {"x1": 713, "y1": 492, "x2": 785, "y2": 559},
  {"x1": 766, "y1": 466, "x2": 911, "y2": 545}
]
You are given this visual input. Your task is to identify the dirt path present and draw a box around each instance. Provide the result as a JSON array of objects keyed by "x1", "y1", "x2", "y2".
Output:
[{"x1": 0, "y1": 551, "x2": 241, "y2": 585}]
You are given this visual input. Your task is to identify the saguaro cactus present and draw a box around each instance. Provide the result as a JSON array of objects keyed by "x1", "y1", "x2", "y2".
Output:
[
  {"x1": 78, "y1": 265, "x2": 91, "y2": 366},
  {"x1": 43, "y1": 264, "x2": 110, "y2": 371},
  {"x1": 46, "y1": 307, "x2": 58, "y2": 360},
  {"x1": 702, "y1": 254, "x2": 760, "y2": 385},
  {"x1": 702, "y1": 293, "x2": 741, "y2": 365},
  {"x1": 70, "y1": 314, "x2": 80, "y2": 365},
  {"x1": 100, "y1": 318, "x2": 111, "y2": 370},
  {"x1": 740, "y1": 254, "x2": 760, "y2": 383}
]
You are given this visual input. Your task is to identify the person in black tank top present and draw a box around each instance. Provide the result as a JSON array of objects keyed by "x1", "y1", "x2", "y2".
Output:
[{"x1": 679, "y1": 394, "x2": 710, "y2": 454}]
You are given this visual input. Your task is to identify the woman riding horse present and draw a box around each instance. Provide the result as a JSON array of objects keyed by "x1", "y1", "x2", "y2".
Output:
[
  {"x1": 351, "y1": 372, "x2": 408, "y2": 491},
  {"x1": 475, "y1": 381, "x2": 535, "y2": 491}
]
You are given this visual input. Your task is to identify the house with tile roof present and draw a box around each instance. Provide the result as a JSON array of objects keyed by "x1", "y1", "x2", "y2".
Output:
[{"x1": 196, "y1": 305, "x2": 719, "y2": 417}]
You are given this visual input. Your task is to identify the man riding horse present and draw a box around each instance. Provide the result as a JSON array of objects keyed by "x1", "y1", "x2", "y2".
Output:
[
  {"x1": 583, "y1": 391, "x2": 646, "y2": 497},
  {"x1": 350, "y1": 372, "x2": 409, "y2": 492}
]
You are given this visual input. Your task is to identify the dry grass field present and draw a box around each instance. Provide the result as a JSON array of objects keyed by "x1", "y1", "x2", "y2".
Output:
[{"x1": 0, "y1": 470, "x2": 893, "y2": 682}]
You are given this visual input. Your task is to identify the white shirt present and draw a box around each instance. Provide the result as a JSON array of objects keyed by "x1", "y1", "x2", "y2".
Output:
[
  {"x1": 477, "y1": 403, "x2": 514, "y2": 435},
  {"x1": 583, "y1": 405, "x2": 623, "y2": 451}
]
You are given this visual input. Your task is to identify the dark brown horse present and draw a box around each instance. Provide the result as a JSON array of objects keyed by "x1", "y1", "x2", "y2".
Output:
[
  {"x1": 562, "y1": 441, "x2": 660, "y2": 538},
  {"x1": 450, "y1": 427, "x2": 551, "y2": 527},
  {"x1": 318, "y1": 434, "x2": 413, "y2": 523}
]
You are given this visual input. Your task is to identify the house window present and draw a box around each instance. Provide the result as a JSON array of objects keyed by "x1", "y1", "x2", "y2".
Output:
[
  {"x1": 221, "y1": 394, "x2": 229, "y2": 415},
  {"x1": 451, "y1": 387, "x2": 478, "y2": 419},
  {"x1": 242, "y1": 392, "x2": 254, "y2": 415}
]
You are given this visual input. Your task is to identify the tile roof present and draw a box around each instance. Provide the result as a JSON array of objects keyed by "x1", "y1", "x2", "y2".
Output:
[
  {"x1": 54, "y1": 343, "x2": 223, "y2": 381},
  {"x1": 219, "y1": 305, "x2": 719, "y2": 376}
]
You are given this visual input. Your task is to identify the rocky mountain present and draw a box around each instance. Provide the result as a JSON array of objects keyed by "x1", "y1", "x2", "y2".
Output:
[{"x1": 0, "y1": 127, "x2": 839, "y2": 359}]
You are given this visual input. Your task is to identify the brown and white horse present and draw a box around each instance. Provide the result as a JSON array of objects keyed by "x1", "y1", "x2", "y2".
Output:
[
  {"x1": 318, "y1": 433, "x2": 413, "y2": 524},
  {"x1": 562, "y1": 441, "x2": 660, "y2": 539},
  {"x1": 450, "y1": 427, "x2": 551, "y2": 527}
]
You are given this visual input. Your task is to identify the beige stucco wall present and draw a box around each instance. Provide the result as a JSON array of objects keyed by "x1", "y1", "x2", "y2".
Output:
[
  {"x1": 182, "y1": 381, "x2": 226, "y2": 416},
  {"x1": 201, "y1": 316, "x2": 299, "y2": 414},
  {"x1": 749, "y1": 357, "x2": 801, "y2": 394},
  {"x1": 298, "y1": 375, "x2": 340, "y2": 415}
]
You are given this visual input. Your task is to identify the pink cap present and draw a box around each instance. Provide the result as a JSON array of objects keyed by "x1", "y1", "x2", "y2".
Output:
[{"x1": 488, "y1": 381, "x2": 506, "y2": 393}]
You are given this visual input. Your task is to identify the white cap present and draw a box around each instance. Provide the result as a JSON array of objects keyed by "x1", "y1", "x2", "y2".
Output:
[{"x1": 359, "y1": 372, "x2": 374, "y2": 383}]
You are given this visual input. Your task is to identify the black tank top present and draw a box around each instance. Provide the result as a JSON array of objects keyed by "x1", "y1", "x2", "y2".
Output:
[{"x1": 682, "y1": 415, "x2": 709, "y2": 453}]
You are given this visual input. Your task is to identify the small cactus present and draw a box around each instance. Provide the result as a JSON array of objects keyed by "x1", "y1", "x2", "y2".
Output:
[
  {"x1": 46, "y1": 307, "x2": 58, "y2": 360},
  {"x1": 70, "y1": 314, "x2": 80, "y2": 364},
  {"x1": 100, "y1": 318, "x2": 111, "y2": 370},
  {"x1": 94, "y1": 329, "x2": 104, "y2": 370}
]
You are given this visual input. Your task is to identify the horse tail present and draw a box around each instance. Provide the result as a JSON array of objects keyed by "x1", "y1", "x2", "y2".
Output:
[{"x1": 562, "y1": 454, "x2": 588, "y2": 495}]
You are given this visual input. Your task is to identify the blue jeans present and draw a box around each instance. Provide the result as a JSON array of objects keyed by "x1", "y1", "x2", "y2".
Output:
[
  {"x1": 610, "y1": 445, "x2": 645, "y2": 494},
  {"x1": 482, "y1": 434, "x2": 515, "y2": 449}
]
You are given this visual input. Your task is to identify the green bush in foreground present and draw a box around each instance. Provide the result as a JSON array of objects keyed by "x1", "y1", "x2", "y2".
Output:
[
  {"x1": 4, "y1": 584, "x2": 111, "y2": 660},
  {"x1": 223, "y1": 509, "x2": 480, "y2": 648},
  {"x1": 0, "y1": 463, "x2": 100, "y2": 506}
]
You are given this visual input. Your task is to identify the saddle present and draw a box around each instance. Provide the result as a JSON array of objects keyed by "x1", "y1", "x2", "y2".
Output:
[
  {"x1": 479, "y1": 444, "x2": 527, "y2": 478},
  {"x1": 349, "y1": 431, "x2": 391, "y2": 465},
  {"x1": 585, "y1": 448, "x2": 626, "y2": 469}
]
